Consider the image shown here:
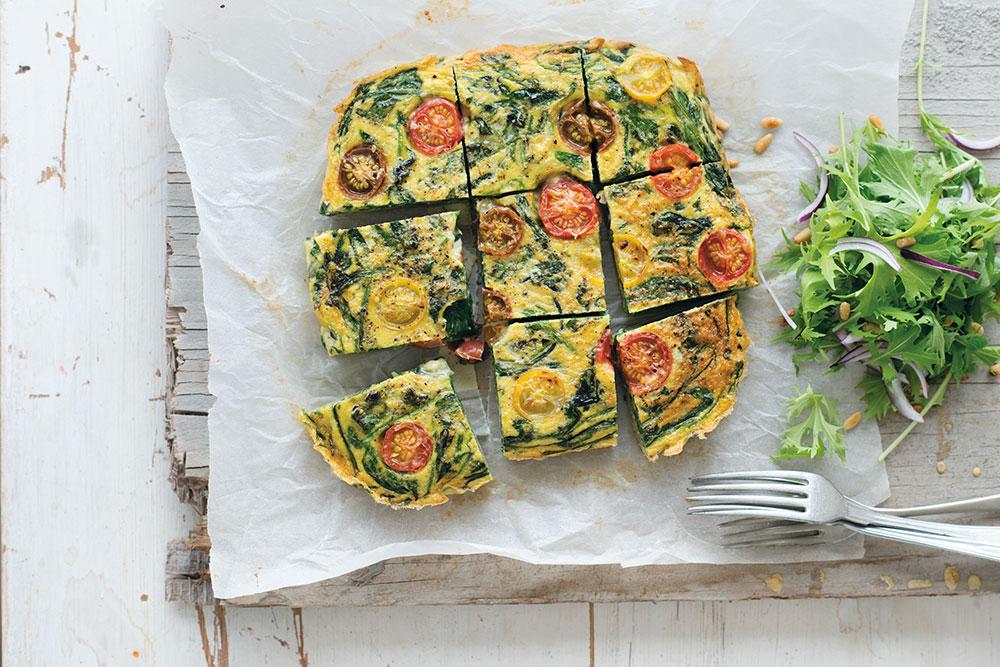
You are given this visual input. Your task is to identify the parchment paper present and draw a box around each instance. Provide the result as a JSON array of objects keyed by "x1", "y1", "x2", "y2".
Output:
[{"x1": 160, "y1": 0, "x2": 914, "y2": 599}]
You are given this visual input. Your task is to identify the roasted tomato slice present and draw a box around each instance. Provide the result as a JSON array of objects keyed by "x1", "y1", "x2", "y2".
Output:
[
  {"x1": 649, "y1": 144, "x2": 702, "y2": 199},
  {"x1": 338, "y1": 144, "x2": 387, "y2": 199},
  {"x1": 479, "y1": 206, "x2": 524, "y2": 257},
  {"x1": 482, "y1": 322, "x2": 507, "y2": 346},
  {"x1": 618, "y1": 55, "x2": 671, "y2": 104},
  {"x1": 595, "y1": 328, "x2": 613, "y2": 368},
  {"x1": 698, "y1": 229, "x2": 753, "y2": 286},
  {"x1": 618, "y1": 332, "x2": 672, "y2": 396},
  {"x1": 451, "y1": 338, "x2": 485, "y2": 362},
  {"x1": 408, "y1": 98, "x2": 463, "y2": 157},
  {"x1": 410, "y1": 338, "x2": 442, "y2": 350},
  {"x1": 612, "y1": 233, "x2": 649, "y2": 288},
  {"x1": 373, "y1": 277, "x2": 428, "y2": 330},
  {"x1": 558, "y1": 99, "x2": 618, "y2": 154},
  {"x1": 513, "y1": 369, "x2": 566, "y2": 418},
  {"x1": 482, "y1": 288, "x2": 512, "y2": 323},
  {"x1": 538, "y1": 177, "x2": 600, "y2": 240},
  {"x1": 380, "y1": 421, "x2": 433, "y2": 473}
]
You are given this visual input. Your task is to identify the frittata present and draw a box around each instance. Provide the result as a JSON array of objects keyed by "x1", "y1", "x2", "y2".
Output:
[
  {"x1": 305, "y1": 212, "x2": 474, "y2": 355},
  {"x1": 604, "y1": 168, "x2": 758, "y2": 314},
  {"x1": 476, "y1": 179, "x2": 606, "y2": 323},
  {"x1": 321, "y1": 57, "x2": 469, "y2": 214},
  {"x1": 300, "y1": 358, "x2": 493, "y2": 508},
  {"x1": 454, "y1": 42, "x2": 593, "y2": 197},
  {"x1": 492, "y1": 315, "x2": 617, "y2": 460},
  {"x1": 581, "y1": 39, "x2": 726, "y2": 184},
  {"x1": 616, "y1": 296, "x2": 748, "y2": 460}
]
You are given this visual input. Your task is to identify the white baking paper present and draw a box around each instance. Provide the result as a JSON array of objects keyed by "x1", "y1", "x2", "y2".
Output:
[{"x1": 159, "y1": 0, "x2": 914, "y2": 599}]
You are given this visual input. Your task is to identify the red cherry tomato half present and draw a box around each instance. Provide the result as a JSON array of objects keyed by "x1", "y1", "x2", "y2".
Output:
[
  {"x1": 451, "y1": 338, "x2": 485, "y2": 362},
  {"x1": 595, "y1": 328, "x2": 613, "y2": 367},
  {"x1": 537, "y1": 177, "x2": 600, "y2": 239},
  {"x1": 408, "y1": 98, "x2": 463, "y2": 157},
  {"x1": 380, "y1": 421, "x2": 433, "y2": 473},
  {"x1": 617, "y1": 332, "x2": 672, "y2": 396},
  {"x1": 697, "y1": 229, "x2": 753, "y2": 286},
  {"x1": 649, "y1": 143, "x2": 702, "y2": 199}
]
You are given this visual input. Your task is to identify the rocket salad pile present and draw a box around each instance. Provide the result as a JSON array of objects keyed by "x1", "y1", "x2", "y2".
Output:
[{"x1": 772, "y1": 0, "x2": 1000, "y2": 462}]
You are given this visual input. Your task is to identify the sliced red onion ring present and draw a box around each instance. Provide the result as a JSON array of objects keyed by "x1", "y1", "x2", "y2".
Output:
[
  {"x1": 449, "y1": 338, "x2": 485, "y2": 362},
  {"x1": 832, "y1": 344, "x2": 871, "y2": 367},
  {"x1": 835, "y1": 330, "x2": 861, "y2": 347},
  {"x1": 831, "y1": 238, "x2": 901, "y2": 272},
  {"x1": 793, "y1": 131, "x2": 829, "y2": 223},
  {"x1": 888, "y1": 375, "x2": 924, "y2": 423},
  {"x1": 960, "y1": 179, "x2": 975, "y2": 203},
  {"x1": 758, "y1": 271, "x2": 797, "y2": 329},
  {"x1": 947, "y1": 132, "x2": 1000, "y2": 153},
  {"x1": 907, "y1": 362, "x2": 929, "y2": 399},
  {"x1": 900, "y1": 248, "x2": 980, "y2": 280}
]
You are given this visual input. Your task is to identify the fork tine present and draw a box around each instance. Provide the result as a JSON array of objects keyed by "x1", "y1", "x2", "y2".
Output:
[
  {"x1": 684, "y1": 494, "x2": 808, "y2": 510},
  {"x1": 691, "y1": 470, "x2": 810, "y2": 485},
  {"x1": 686, "y1": 505, "x2": 801, "y2": 520},
  {"x1": 716, "y1": 517, "x2": 801, "y2": 530},
  {"x1": 686, "y1": 482, "x2": 808, "y2": 496},
  {"x1": 723, "y1": 522, "x2": 822, "y2": 540},
  {"x1": 724, "y1": 533, "x2": 832, "y2": 548}
]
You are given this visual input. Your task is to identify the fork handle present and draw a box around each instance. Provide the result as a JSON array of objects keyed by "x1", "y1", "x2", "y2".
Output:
[
  {"x1": 846, "y1": 500, "x2": 1000, "y2": 549},
  {"x1": 881, "y1": 493, "x2": 1000, "y2": 517},
  {"x1": 847, "y1": 523, "x2": 1000, "y2": 562}
]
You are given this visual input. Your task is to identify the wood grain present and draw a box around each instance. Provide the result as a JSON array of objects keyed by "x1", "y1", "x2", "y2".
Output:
[{"x1": 163, "y1": 0, "x2": 1000, "y2": 606}]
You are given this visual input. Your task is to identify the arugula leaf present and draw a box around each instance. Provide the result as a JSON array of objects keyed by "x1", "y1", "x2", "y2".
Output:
[{"x1": 774, "y1": 387, "x2": 847, "y2": 462}]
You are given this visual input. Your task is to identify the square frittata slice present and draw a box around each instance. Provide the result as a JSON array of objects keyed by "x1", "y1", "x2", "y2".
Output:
[
  {"x1": 300, "y1": 358, "x2": 493, "y2": 508},
  {"x1": 455, "y1": 42, "x2": 593, "y2": 197},
  {"x1": 604, "y1": 168, "x2": 758, "y2": 314},
  {"x1": 476, "y1": 184, "x2": 606, "y2": 323},
  {"x1": 491, "y1": 314, "x2": 617, "y2": 460},
  {"x1": 305, "y1": 212, "x2": 474, "y2": 355},
  {"x1": 581, "y1": 39, "x2": 726, "y2": 184},
  {"x1": 616, "y1": 296, "x2": 748, "y2": 461},
  {"x1": 321, "y1": 57, "x2": 468, "y2": 214}
]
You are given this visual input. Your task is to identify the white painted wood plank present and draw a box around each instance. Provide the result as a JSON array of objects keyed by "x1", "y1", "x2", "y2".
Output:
[{"x1": 594, "y1": 597, "x2": 999, "y2": 666}]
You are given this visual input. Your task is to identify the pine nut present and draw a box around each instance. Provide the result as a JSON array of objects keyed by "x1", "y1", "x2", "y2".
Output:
[
  {"x1": 936, "y1": 461, "x2": 947, "y2": 474},
  {"x1": 971, "y1": 322, "x2": 985, "y2": 335},
  {"x1": 753, "y1": 133, "x2": 774, "y2": 154},
  {"x1": 895, "y1": 236, "x2": 917, "y2": 248},
  {"x1": 792, "y1": 227, "x2": 812, "y2": 244},
  {"x1": 828, "y1": 146, "x2": 839, "y2": 154},
  {"x1": 973, "y1": 466, "x2": 982, "y2": 477},
  {"x1": 869, "y1": 113, "x2": 885, "y2": 131},
  {"x1": 714, "y1": 117, "x2": 730, "y2": 133},
  {"x1": 728, "y1": 159, "x2": 740, "y2": 169},
  {"x1": 989, "y1": 362, "x2": 1000, "y2": 376},
  {"x1": 761, "y1": 116, "x2": 783, "y2": 129},
  {"x1": 843, "y1": 411, "x2": 862, "y2": 431},
  {"x1": 839, "y1": 302, "x2": 851, "y2": 321}
]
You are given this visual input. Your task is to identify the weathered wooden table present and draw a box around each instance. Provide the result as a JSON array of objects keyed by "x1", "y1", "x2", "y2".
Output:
[{"x1": 163, "y1": 0, "x2": 1000, "y2": 607}]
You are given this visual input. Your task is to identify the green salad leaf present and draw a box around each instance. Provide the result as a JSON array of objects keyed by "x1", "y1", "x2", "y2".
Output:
[
  {"x1": 775, "y1": 387, "x2": 846, "y2": 462},
  {"x1": 772, "y1": 0, "x2": 1000, "y2": 461}
]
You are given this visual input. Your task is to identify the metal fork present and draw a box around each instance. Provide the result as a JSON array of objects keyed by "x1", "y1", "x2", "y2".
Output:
[
  {"x1": 686, "y1": 470, "x2": 1000, "y2": 561},
  {"x1": 716, "y1": 492, "x2": 1000, "y2": 547}
]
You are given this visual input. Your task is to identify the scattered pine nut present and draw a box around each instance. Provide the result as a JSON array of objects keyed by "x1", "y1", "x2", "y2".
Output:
[
  {"x1": 828, "y1": 146, "x2": 839, "y2": 154},
  {"x1": 968, "y1": 575, "x2": 982, "y2": 591},
  {"x1": 895, "y1": 236, "x2": 917, "y2": 248},
  {"x1": 765, "y1": 573, "x2": 783, "y2": 594},
  {"x1": 971, "y1": 239, "x2": 985, "y2": 250},
  {"x1": 880, "y1": 575, "x2": 895, "y2": 590},
  {"x1": 728, "y1": 159, "x2": 740, "y2": 169},
  {"x1": 907, "y1": 579, "x2": 933, "y2": 590},
  {"x1": 792, "y1": 227, "x2": 812, "y2": 244},
  {"x1": 989, "y1": 362, "x2": 1000, "y2": 376},
  {"x1": 973, "y1": 466, "x2": 982, "y2": 477},
  {"x1": 971, "y1": 322, "x2": 985, "y2": 335},
  {"x1": 869, "y1": 113, "x2": 885, "y2": 131},
  {"x1": 944, "y1": 422, "x2": 953, "y2": 432},
  {"x1": 936, "y1": 461, "x2": 947, "y2": 474},
  {"x1": 787, "y1": 307, "x2": 796, "y2": 318},
  {"x1": 913, "y1": 403, "x2": 924, "y2": 413},
  {"x1": 843, "y1": 411, "x2": 862, "y2": 431},
  {"x1": 839, "y1": 301, "x2": 851, "y2": 321},
  {"x1": 945, "y1": 566, "x2": 960, "y2": 591},
  {"x1": 761, "y1": 116, "x2": 783, "y2": 129},
  {"x1": 753, "y1": 133, "x2": 774, "y2": 154},
  {"x1": 714, "y1": 117, "x2": 731, "y2": 133}
]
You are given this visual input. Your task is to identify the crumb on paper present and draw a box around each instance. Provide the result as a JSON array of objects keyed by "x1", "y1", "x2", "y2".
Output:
[
  {"x1": 880, "y1": 575, "x2": 895, "y2": 590},
  {"x1": 765, "y1": 573, "x2": 783, "y2": 594},
  {"x1": 828, "y1": 146, "x2": 839, "y2": 153},
  {"x1": 944, "y1": 421, "x2": 953, "y2": 432},
  {"x1": 907, "y1": 579, "x2": 933, "y2": 590},
  {"x1": 968, "y1": 574, "x2": 982, "y2": 591},
  {"x1": 944, "y1": 566, "x2": 960, "y2": 592},
  {"x1": 728, "y1": 159, "x2": 739, "y2": 169},
  {"x1": 936, "y1": 461, "x2": 947, "y2": 474},
  {"x1": 973, "y1": 466, "x2": 982, "y2": 477}
]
